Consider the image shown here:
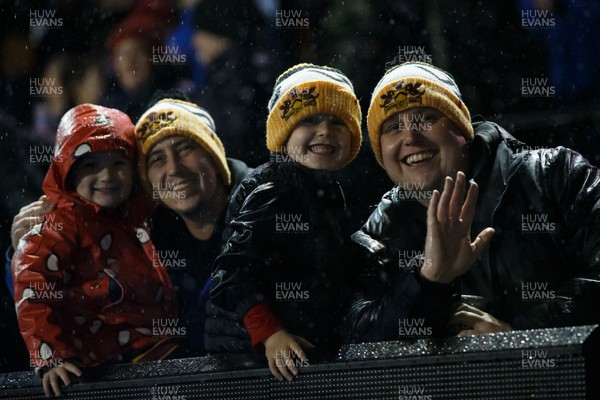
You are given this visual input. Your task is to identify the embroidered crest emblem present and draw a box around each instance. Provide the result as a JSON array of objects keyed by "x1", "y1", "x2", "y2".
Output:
[
  {"x1": 379, "y1": 82, "x2": 425, "y2": 113},
  {"x1": 138, "y1": 111, "x2": 177, "y2": 141},
  {"x1": 279, "y1": 87, "x2": 319, "y2": 120}
]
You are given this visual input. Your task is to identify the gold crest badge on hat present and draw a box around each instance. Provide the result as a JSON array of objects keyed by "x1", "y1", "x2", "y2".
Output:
[
  {"x1": 279, "y1": 87, "x2": 319, "y2": 120},
  {"x1": 379, "y1": 82, "x2": 425, "y2": 113}
]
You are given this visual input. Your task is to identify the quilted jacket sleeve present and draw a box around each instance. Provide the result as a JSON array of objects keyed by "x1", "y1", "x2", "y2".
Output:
[
  {"x1": 346, "y1": 191, "x2": 460, "y2": 343},
  {"x1": 206, "y1": 179, "x2": 303, "y2": 352},
  {"x1": 512, "y1": 147, "x2": 600, "y2": 329}
]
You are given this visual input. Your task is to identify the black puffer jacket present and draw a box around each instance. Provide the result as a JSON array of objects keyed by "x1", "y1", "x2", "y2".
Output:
[
  {"x1": 206, "y1": 161, "x2": 358, "y2": 355},
  {"x1": 348, "y1": 119, "x2": 600, "y2": 343}
]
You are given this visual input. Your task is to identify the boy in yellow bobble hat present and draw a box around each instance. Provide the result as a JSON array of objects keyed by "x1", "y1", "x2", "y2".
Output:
[{"x1": 207, "y1": 64, "x2": 362, "y2": 381}]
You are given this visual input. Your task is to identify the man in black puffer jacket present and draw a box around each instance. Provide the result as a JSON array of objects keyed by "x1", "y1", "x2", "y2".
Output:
[{"x1": 348, "y1": 61, "x2": 600, "y2": 343}]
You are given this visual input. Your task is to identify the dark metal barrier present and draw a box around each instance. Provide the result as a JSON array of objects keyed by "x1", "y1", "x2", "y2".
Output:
[{"x1": 1, "y1": 325, "x2": 598, "y2": 399}]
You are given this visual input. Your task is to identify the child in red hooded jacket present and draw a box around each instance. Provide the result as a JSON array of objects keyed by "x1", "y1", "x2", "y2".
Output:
[{"x1": 12, "y1": 104, "x2": 178, "y2": 397}]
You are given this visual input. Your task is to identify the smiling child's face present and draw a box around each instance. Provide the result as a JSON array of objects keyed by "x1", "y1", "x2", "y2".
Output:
[
  {"x1": 284, "y1": 114, "x2": 352, "y2": 171},
  {"x1": 72, "y1": 150, "x2": 133, "y2": 209}
]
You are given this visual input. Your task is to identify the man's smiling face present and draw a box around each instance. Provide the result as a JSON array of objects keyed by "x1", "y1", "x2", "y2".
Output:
[
  {"x1": 380, "y1": 107, "x2": 470, "y2": 194},
  {"x1": 146, "y1": 136, "x2": 222, "y2": 217}
]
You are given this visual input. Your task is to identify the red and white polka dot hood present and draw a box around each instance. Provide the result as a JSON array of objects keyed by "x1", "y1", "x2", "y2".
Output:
[{"x1": 43, "y1": 103, "x2": 138, "y2": 203}]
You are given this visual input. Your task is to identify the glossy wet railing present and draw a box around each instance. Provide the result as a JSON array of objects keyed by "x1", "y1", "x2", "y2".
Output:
[{"x1": 1, "y1": 325, "x2": 598, "y2": 399}]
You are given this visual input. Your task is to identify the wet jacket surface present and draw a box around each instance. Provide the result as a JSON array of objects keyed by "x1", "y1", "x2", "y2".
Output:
[
  {"x1": 206, "y1": 160, "x2": 358, "y2": 355},
  {"x1": 348, "y1": 120, "x2": 600, "y2": 343},
  {"x1": 11, "y1": 104, "x2": 177, "y2": 368}
]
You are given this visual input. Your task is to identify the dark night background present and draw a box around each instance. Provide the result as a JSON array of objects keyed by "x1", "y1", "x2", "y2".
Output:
[{"x1": 1, "y1": 0, "x2": 599, "y2": 372}]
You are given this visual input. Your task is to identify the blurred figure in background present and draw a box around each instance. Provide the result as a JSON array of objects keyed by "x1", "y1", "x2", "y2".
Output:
[
  {"x1": 105, "y1": 13, "x2": 170, "y2": 121},
  {"x1": 518, "y1": 0, "x2": 600, "y2": 100},
  {"x1": 190, "y1": 0, "x2": 284, "y2": 167},
  {"x1": 31, "y1": 55, "x2": 72, "y2": 145},
  {"x1": 67, "y1": 54, "x2": 108, "y2": 106}
]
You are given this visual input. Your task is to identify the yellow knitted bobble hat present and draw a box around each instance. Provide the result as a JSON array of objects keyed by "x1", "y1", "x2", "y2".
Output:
[
  {"x1": 367, "y1": 62, "x2": 473, "y2": 166},
  {"x1": 135, "y1": 98, "x2": 231, "y2": 188}
]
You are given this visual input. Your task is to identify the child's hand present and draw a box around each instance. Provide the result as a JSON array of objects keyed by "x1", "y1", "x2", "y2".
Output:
[
  {"x1": 42, "y1": 361, "x2": 82, "y2": 397},
  {"x1": 263, "y1": 329, "x2": 315, "y2": 381}
]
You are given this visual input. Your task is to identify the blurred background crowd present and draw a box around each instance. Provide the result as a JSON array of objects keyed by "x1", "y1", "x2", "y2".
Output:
[{"x1": 0, "y1": 0, "x2": 599, "y2": 372}]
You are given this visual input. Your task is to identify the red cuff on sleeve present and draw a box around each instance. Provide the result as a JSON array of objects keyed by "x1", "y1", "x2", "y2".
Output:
[{"x1": 243, "y1": 302, "x2": 283, "y2": 350}]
